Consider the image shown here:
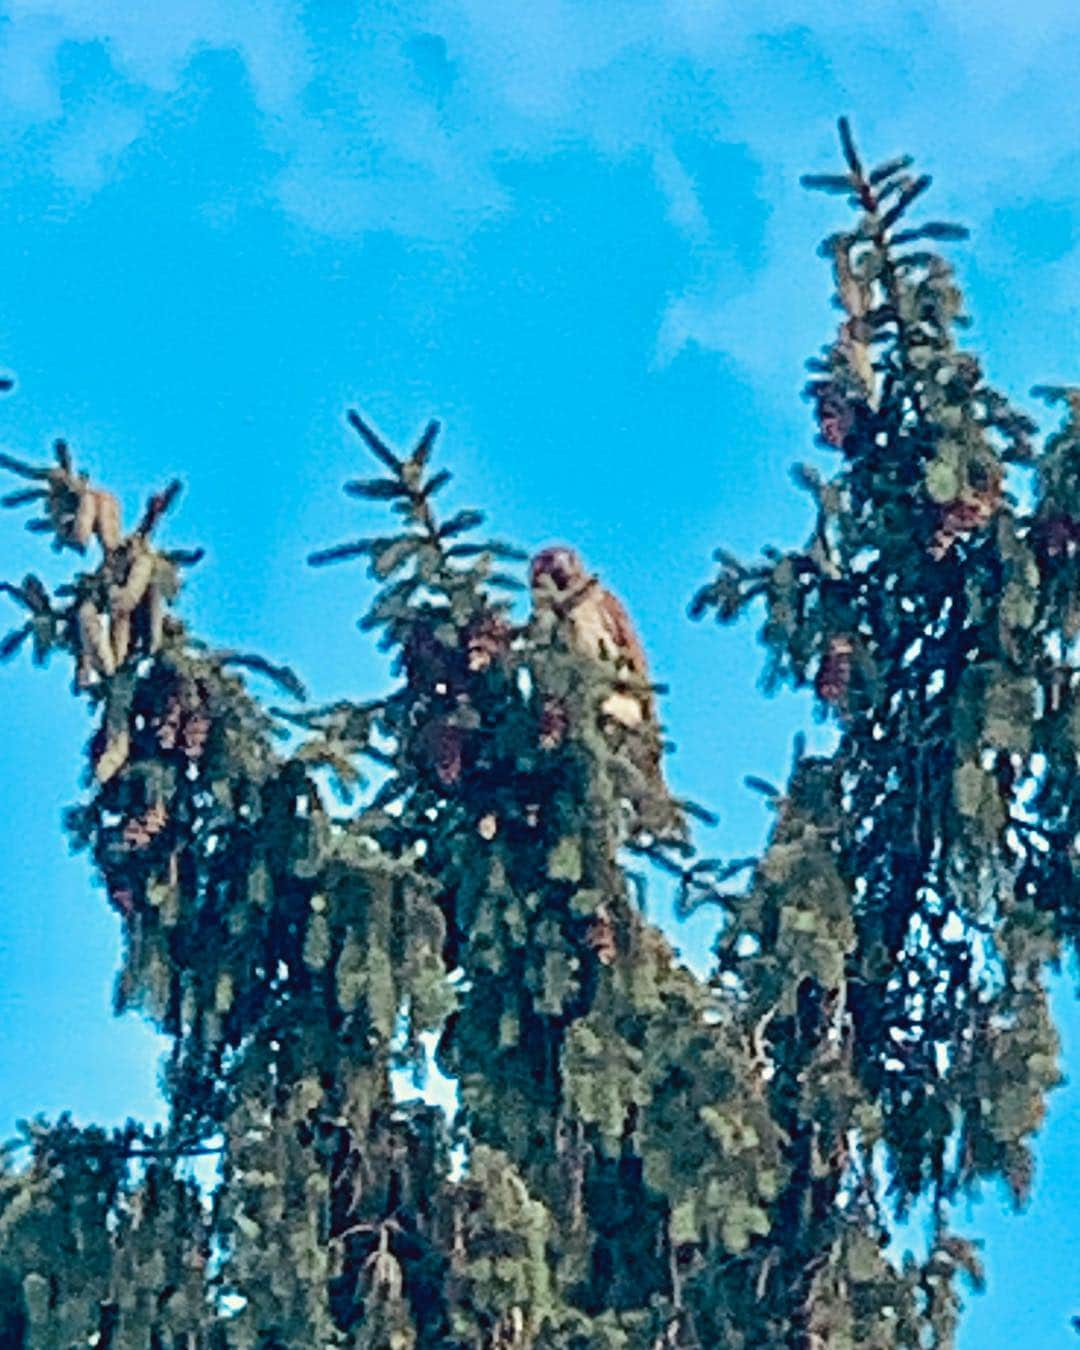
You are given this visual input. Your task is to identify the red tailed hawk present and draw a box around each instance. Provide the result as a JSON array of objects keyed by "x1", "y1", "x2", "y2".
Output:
[
  {"x1": 530, "y1": 546, "x2": 653, "y2": 727},
  {"x1": 529, "y1": 545, "x2": 682, "y2": 837}
]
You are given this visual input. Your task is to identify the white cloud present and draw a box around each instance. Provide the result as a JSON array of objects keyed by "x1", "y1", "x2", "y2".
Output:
[
  {"x1": 651, "y1": 143, "x2": 710, "y2": 245},
  {"x1": 0, "y1": 0, "x2": 310, "y2": 109},
  {"x1": 0, "y1": 0, "x2": 1077, "y2": 373},
  {"x1": 48, "y1": 98, "x2": 140, "y2": 191},
  {"x1": 0, "y1": 0, "x2": 311, "y2": 197}
]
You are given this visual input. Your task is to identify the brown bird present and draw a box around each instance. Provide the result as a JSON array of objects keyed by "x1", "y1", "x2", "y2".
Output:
[
  {"x1": 529, "y1": 545, "x2": 682, "y2": 837},
  {"x1": 530, "y1": 546, "x2": 652, "y2": 724}
]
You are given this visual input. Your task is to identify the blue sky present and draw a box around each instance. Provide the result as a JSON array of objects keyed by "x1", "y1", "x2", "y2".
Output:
[{"x1": 0, "y1": 2, "x2": 1077, "y2": 1343}]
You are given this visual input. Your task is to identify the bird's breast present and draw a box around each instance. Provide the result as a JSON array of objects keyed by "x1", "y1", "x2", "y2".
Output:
[{"x1": 570, "y1": 601, "x2": 615, "y2": 663}]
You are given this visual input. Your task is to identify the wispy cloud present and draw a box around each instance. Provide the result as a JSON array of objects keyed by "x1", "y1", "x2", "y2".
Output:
[
  {"x1": 0, "y1": 0, "x2": 311, "y2": 198},
  {"x1": 0, "y1": 0, "x2": 1077, "y2": 375},
  {"x1": 0, "y1": 0, "x2": 309, "y2": 110}
]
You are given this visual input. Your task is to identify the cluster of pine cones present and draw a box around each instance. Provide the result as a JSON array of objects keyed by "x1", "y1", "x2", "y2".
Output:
[
  {"x1": 407, "y1": 611, "x2": 513, "y2": 789},
  {"x1": 154, "y1": 686, "x2": 211, "y2": 761},
  {"x1": 122, "y1": 799, "x2": 169, "y2": 851},
  {"x1": 929, "y1": 471, "x2": 1003, "y2": 560}
]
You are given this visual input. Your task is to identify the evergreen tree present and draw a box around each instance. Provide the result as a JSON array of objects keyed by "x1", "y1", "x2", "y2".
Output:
[
  {"x1": 693, "y1": 119, "x2": 1073, "y2": 1344},
  {"x1": 0, "y1": 121, "x2": 1075, "y2": 1348}
]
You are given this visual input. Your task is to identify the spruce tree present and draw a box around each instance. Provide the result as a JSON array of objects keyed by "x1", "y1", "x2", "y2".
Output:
[
  {"x1": 0, "y1": 121, "x2": 1075, "y2": 1348},
  {"x1": 693, "y1": 119, "x2": 1072, "y2": 1345}
]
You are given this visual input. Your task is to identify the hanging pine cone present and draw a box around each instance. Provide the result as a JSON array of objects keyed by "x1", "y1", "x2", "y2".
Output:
[
  {"x1": 412, "y1": 716, "x2": 465, "y2": 788},
  {"x1": 538, "y1": 696, "x2": 569, "y2": 750},
  {"x1": 122, "y1": 821, "x2": 151, "y2": 849},
  {"x1": 1037, "y1": 511, "x2": 1080, "y2": 558},
  {"x1": 837, "y1": 318, "x2": 875, "y2": 397},
  {"x1": 433, "y1": 721, "x2": 464, "y2": 787},
  {"x1": 930, "y1": 462, "x2": 1003, "y2": 560},
  {"x1": 465, "y1": 610, "x2": 511, "y2": 672},
  {"x1": 929, "y1": 490, "x2": 1000, "y2": 560},
  {"x1": 155, "y1": 679, "x2": 211, "y2": 760},
  {"x1": 107, "y1": 883, "x2": 135, "y2": 918},
  {"x1": 123, "y1": 799, "x2": 168, "y2": 850},
  {"x1": 93, "y1": 728, "x2": 131, "y2": 783},
  {"x1": 586, "y1": 908, "x2": 618, "y2": 966},
  {"x1": 182, "y1": 711, "x2": 211, "y2": 760},
  {"x1": 71, "y1": 487, "x2": 98, "y2": 548},
  {"x1": 816, "y1": 635, "x2": 854, "y2": 706},
  {"x1": 403, "y1": 623, "x2": 460, "y2": 693},
  {"x1": 94, "y1": 490, "x2": 123, "y2": 552},
  {"x1": 155, "y1": 696, "x2": 184, "y2": 750},
  {"x1": 814, "y1": 382, "x2": 855, "y2": 449}
]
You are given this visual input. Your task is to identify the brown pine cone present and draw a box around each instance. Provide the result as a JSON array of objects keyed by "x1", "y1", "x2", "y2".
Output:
[
  {"x1": 539, "y1": 696, "x2": 569, "y2": 750},
  {"x1": 929, "y1": 491, "x2": 999, "y2": 559},
  {"x1": 94, "y1": 491, "x2": 123, "y2": 553},
  {"x1": 108, "y1": 884, "x2": 135, "y2": 918},
  {"x1": 155, "y1": 698, "x2": 184, "y2": 750},
  {"x1": 814, "y1": 383, "x2": 854, "y2": 449},
  {"x1": 434, "y1": 722, "x2": 464, "y2": 786},
  {"x1": 816, "y1": 635, "x2": 854, "y2": 706},
  {"x1": 145, "y1": 800, "x2": 167, "y2": 832},
  {"x1": 1038, "y1": 511, "x2": 1080, "y2": 558},
  {"x1": 466, "y1": 611, "x2": 511, "y2": 673},
  {"x1": 586, "y1": 908, "x2": 617, "y2": 966},
  {"x1": 71, "y1": 488, "x2": 98, "y2": 548},
  {"x1": 837, "y1": 319, "x2": 875, "y2": 396},
  {"x1": 182, "y1": 711, "x2": 211, "y2": 760},
  {"x1": 94, "y1": 728, "x2": 131, "y2": 783},
  {"x1": 123, "y1": 800, "x2": 168, "y2": 850}
]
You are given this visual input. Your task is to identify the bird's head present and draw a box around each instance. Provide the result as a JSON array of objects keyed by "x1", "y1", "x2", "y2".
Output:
[{"x1": 529, "y1": 545, "x2": 587, "y2": 596}]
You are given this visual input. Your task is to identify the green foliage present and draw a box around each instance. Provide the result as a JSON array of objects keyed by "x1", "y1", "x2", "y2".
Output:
[
  {"x1": 2, "y1": 119, "x2": 1077, "y2": 1348},
  {"x1": 0, "y1": 1118, "x2": 214, "y2": 1348},
  {"x1": 692, "y1": 118, "x2": 1076, "y2": 1343}
]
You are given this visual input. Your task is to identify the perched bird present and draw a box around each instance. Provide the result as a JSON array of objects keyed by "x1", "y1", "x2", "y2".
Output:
[
  {"x1": 529, "y1": 545, "x2": 682, "y2": 837},
  {"x1": 530, "y1": 546, "x2": 652, "y2": 725}
]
